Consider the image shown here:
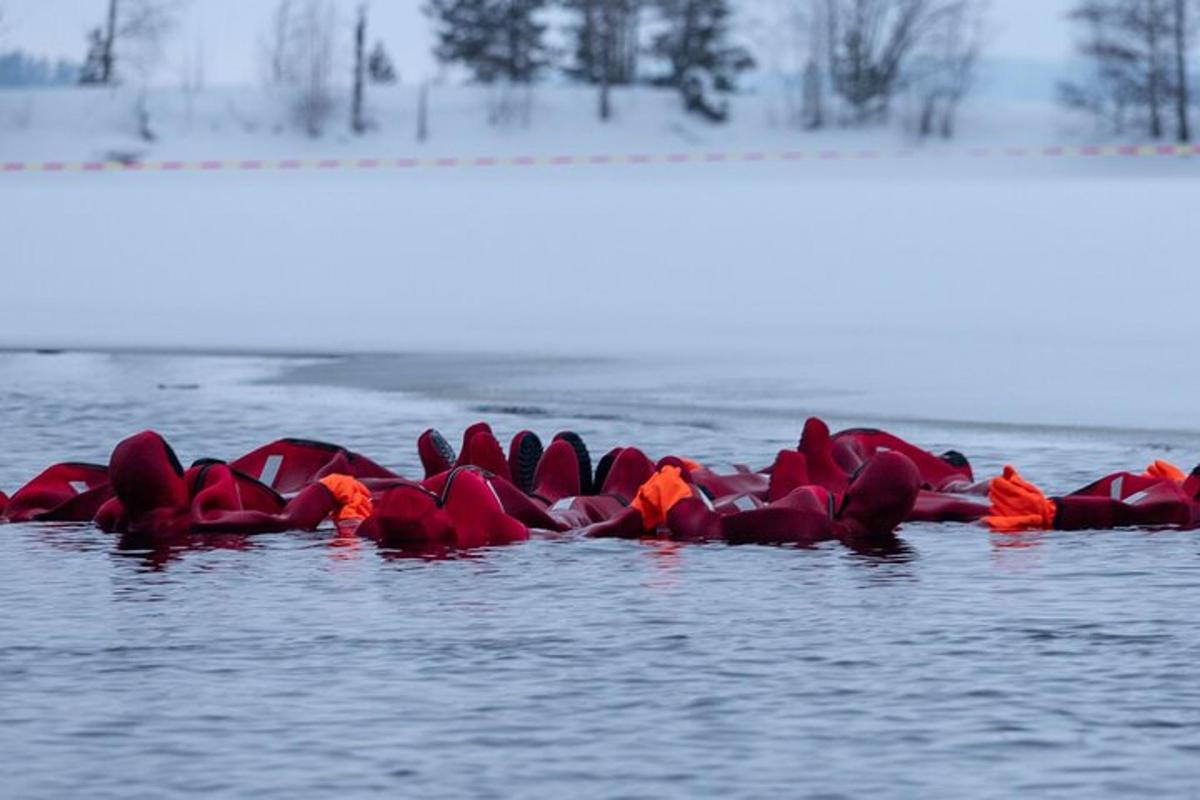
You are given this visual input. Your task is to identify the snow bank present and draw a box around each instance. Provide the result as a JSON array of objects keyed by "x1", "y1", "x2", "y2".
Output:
[{"x1": 0, "y1": 83, "x2": 1081, "y2": 163}]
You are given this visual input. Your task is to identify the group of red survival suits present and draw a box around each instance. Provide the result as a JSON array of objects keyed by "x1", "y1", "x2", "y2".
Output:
[{"x1": 2, "y1": 418, "x2": 1199, "y2": 554}]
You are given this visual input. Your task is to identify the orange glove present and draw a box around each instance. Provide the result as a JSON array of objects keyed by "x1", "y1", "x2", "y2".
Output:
[
  {"x1": 319, "y1": 474, "x2": 374, "y2": 523},
  {"x1": 1145, "y1": 460, "x2": 1186, "y2": 483},
  {"x1": 630, "y1": 466, "x2": 695, "y2": 531},
  {"x1": 984, "y1": 466, "x2": 1056, "y2": 532}
]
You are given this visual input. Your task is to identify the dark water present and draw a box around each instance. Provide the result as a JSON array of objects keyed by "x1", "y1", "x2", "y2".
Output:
[{"x1": 3, "y1": 351, "x2": 1199, "y2": 799}]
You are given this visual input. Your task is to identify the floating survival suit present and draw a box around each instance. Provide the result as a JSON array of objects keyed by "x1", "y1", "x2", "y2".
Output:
[
  {"x1": 985, "y1": 463, "x2": 1200, "y2": 532},
  {"x1": 587, "y1": 450, "x2": 921, "y2": 546},
  {"x1": 359, "y1": 466, "x2": 530, "y2": 554},
  {"x1": 95, "y1": 431, "x2": 351, "y2": 536},
  {"x1": 12, "y1": 417, "x2": 1200, "y2": 546},
  {"x1": 231, "y1": 438, "x2": 396, "y2": 495},
  {"x1": 2, "y1": 463, "x2": 113, "y2": 523},
  {"x1": 833, "y1": 428, "x2": 975, "y2": 491}
]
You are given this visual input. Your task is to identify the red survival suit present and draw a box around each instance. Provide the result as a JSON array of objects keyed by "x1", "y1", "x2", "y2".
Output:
[
  {"x1": 1, "y1": 462, "x2": 113, "y2": 523},
  {"x1": 231, "y1": 438, "x2": 398, "y2": 495},
  {"x1": 795, "y1": 417, "x2": 993, "y2": 524},
  {"x1": 95, "y1": 431, "x2": 344, "y2": 536},
  {"x1": 987, "y1": 462, "x2": 1200, "y2": 532},
  {"x1": 586, "y1": 449, "x2": 922, "y2": 546}
]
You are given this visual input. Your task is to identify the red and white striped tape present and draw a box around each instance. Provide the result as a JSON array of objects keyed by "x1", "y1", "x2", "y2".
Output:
[{"x1": 2, "y1": 143, "x2": 1197, "y2": 174}]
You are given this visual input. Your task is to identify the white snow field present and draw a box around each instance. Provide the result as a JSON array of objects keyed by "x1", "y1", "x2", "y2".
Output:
[{"x1": 1, "y1": 85, "x2": 1198, "y2": 431}]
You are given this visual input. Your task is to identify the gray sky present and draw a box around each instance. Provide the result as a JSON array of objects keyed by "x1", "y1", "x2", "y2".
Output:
[{"x1": 1, "y1": 1, "x2": 1074, "y2": 84}]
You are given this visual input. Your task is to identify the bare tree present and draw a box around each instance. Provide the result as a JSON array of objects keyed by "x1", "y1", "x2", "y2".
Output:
[
  {"x1": 803, "y1": 0, "x2": 832, "y2": 127},
  {"x1": 821, "y1": 0, "x2": 953, "y2": 123},
  {"x1": 267, "y1": 0, "x2": 296, "y2": 84},
  {"x1": 1171, "y1": 0, "x2": 1191, "y2": 140},
  {"x1": 746, "y1": 0, "x2": 839, "y2": 129},
  {"x1": 265, "y1": 0, "x2": 338, "y2": 137},
  {"x1": 1061, "y1": 0, "x2": 1192, "y2": 141},
  {"x1": 178, "y1": 40, "x2": 205, "y2": 129},
  {"x1": 744, "y1": 0, "x2": 811, "y2": 127},
  {"x1": 81, "y1": 0, "x2": 183, "y2": 86},
  {"x1": 908, "y1": 0, "x2": 985, "y2": 138}
]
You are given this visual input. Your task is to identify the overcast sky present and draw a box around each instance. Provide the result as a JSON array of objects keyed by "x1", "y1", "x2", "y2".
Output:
[{"x1": 1, "y1": 1, "x2": 1075, "y2": 84}]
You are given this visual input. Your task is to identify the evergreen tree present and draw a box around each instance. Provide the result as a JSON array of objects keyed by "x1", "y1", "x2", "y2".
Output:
[
  {"x1": 650, "y1": 0, "x2": 754, "y2": 93},
  {"x1": 562, "y1": 0, "x2": 641, "y2": 86},
  {"x1": 368, "y1": 41, "x2": 398, "y2": 83},
  {"x1": 78, "y1": 28, "x2": 109, "y2": 85},
  {"x1": 425, "y1": 0, "x2": 550, "y2": 84}
]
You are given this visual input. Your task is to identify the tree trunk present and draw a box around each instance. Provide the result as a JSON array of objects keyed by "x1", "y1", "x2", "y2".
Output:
[
  {"x1": 599, "y1": 4, "x2": 612, "y2": 120},
  {"x1": 1173, "y1": 0, "x2": 1191, "y2": 142},
  {"x1": 624, "y1": 2, "x2": 640, "y2": 84},
  {"x1": 417, "y1": 83, "x2": 429, "y2": 142},
  {"x1": 599, "y1": 71, "x2": 612, "y2": 121},
  {"x1": 583, "y1": 0, "x2": 598, "y2": 82},
  {"x1": 1148, "y1": 0, "x2": 1164, "y2": 139},
  {"x1": 102, "y1": 0, "x2": 119, "y2": 84},
  {"x1": 352, "y1": 4, "x2": 366, "y2": 134}
]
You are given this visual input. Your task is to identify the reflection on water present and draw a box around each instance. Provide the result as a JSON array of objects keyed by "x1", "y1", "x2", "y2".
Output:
[
  {"x1": 2, "y1": 352, "x2": 1200, "y2": 799},
  {"x1": 113, "y1": 532, "x2": 258, "y2": 570}
]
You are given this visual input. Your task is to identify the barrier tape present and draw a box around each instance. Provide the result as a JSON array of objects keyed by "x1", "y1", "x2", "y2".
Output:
[{"x1": 2, "y1": 142, "x2": 1198, "y2": 174}]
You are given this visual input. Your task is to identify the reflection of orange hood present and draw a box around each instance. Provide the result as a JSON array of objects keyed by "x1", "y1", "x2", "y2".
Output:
[{"x1": 110, "y1": 431, "x2": 189, "y2": 516}]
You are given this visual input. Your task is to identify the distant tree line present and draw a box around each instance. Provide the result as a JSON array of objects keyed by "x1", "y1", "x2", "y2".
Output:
[
  {"x1": 768, "y1": 0, "x2": 987, "y2": 137},
  {"x1": 1061, "y1": 0, "x2": 1194, "y2": 142},
  {"x1": 425, "y1": 0, "x2": 759, "y2": 123},
  {"x1": 10, "y1": 0, "x2": 1188, "y2": 143},
  {"x1": 0, "y1": 51, "x2": 79, "y2": 87},
  {"x1": 424, "y1": 0, "x2": 991, "y2": 133}
]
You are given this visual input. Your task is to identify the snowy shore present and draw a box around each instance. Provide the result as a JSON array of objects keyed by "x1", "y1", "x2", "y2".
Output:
[{"x1": 0, "y1": 83, "x2": 1124, "y2": 163}]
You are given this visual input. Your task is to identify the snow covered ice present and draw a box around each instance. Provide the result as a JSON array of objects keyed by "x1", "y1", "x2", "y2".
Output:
[{"x1": 1, "y1": 84, "x2": 1198, "y2": 431}]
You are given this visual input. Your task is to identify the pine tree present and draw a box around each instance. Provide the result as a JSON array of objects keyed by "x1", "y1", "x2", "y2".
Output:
[
  {"x1": 562, "y1": 0, "x2": 641, "y2": 86},
  {"x1": 368, "y1": 41, "x2": 398, "y2": 83},
  {"x1": 562, "y1": 0, "x2": 643, "y2": 120},
  {"x1": 650, "y1": 0, "x2": 754, "y2": 120},
  {"x1": 78, "y1": 28, "x2": 109, "y2": 85},
  {"x1": 425, "y1": 0, "x2": 550, "y2": 84}
]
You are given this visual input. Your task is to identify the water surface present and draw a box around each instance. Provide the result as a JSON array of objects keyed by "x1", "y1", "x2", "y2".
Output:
[{"x1": 2, "y1": 351, "x2": 1198, "y2": 799}]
